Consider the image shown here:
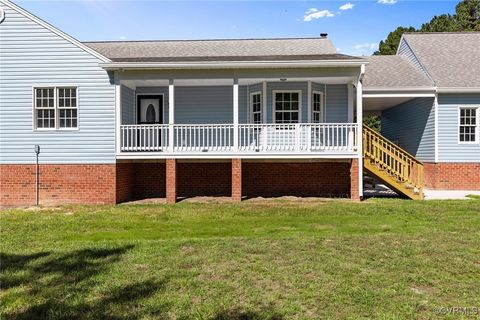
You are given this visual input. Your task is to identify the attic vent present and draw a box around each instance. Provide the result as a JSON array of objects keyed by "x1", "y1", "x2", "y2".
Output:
[{"x1": 320, "y1": 33, "x2": 328, "y2": 38}]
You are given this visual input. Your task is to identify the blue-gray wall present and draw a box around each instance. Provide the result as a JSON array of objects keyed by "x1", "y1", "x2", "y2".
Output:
[
  {"x1": 381, "y1": 97, "x2": 435, "y2": 162},
  {"x1": 126, "y1": 82, "x2": 349, "y2": 125},
  {"x1": 121, "y1": 85, "x2": 135, "y2": 125},
  {"x1": 437, "y1": 93, "x2": 480, "y2": 162},
  {"x1": 0, "y1": 3, "x2": 115, "y2": 164}
]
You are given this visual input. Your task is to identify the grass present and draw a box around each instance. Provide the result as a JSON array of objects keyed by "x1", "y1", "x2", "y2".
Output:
[{"x1": 1, "y1": 198, "x2": 480, "y2": 319}]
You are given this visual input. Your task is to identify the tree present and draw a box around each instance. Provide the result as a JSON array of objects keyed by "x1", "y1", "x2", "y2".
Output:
[
  {"x1": 373, "y1": 26, "x2": 415, "y2": 55},
  {"x1": 374, "y1": 0, "x2": 480, "y2": 55},
  {"x1": 363, "y1": 115, "x2": 381, "y2": 132},
  {"x1": 420, "y1": 14, "x2": 459, "y2": 32},
  {"x1": 455, "y1": 0, "x2": 480, "y2": 30}
]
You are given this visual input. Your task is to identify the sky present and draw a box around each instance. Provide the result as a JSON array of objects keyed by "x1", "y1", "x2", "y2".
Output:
[{"x1": 16, "y1": 0, "x2": 458, "y2": 56}]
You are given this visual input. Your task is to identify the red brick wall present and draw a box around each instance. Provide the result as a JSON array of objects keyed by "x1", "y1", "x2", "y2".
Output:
[
  {"x1": 231, "y1": 159, "x2": 242, "y2": 202},
  {"x1": 177, "y1": 162, "x2": 232, "y2": 198},
  {"x1": 242, "y1": 161, "x2": 351, "y2": 198},
  {"x1": 116, "y1": 163, "x2": 136, "y2": 203},
  {"x1": 0, "y1": 164, "x2": 116, "y2": 207},
  {"x1": 424, "y1": 162, "x2": 480, "y2": 190}
]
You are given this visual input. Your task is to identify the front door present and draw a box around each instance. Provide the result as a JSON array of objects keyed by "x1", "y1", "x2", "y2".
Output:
[{"x1": 137, "y1": 95, "x2": 163, "y2": 124}]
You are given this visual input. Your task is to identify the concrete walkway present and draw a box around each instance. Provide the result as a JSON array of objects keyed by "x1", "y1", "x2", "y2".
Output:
[{"x1": 424, "y1": 189, "x2": 480, "y2": 200}]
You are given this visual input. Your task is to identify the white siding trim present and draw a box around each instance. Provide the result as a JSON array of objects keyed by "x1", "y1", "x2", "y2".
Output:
[
  {"x1": 307, "y1": 80, "x2": 312, "y2": 123},
  {"x1": 0, "y1": 0, "x2": 110, "y2": 62},
  {"x1": 115, "y1": 83, "x2": 122, "y2": 155},
  {"x1": 356, "y1": 80, "x2": 363, "y2": 197}
]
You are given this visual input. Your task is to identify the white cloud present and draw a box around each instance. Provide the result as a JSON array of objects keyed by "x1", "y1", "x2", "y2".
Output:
[
  {"x1": 352, "y1": 42, "x2": 378, "y2": 55},
  {"x1": 339, "y1": 3, "x2": 355, "y2": 10},
  {"x1": 377, "y1": 0, "x2": 398, "y2": 4},
  {"x1": 303, "y1": 9, "x2": 335, "y2": 22}
]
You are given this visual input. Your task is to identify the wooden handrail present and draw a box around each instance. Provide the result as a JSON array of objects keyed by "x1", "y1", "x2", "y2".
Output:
[{"x1": 363, "y1": 124, "x2": 424, "y2": 197}]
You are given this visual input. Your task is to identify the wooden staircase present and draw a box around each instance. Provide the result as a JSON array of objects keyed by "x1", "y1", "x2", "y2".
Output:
[{"x1": 363, "y1": 125, "x2": 424, "y2": 200}]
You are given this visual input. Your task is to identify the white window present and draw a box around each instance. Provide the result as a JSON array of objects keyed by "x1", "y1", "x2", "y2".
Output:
[
  {"x1": 274, "y1": 91, "x2": 300, "y2": 124},
  {"x1": 34, "y1": 87, "x2": 78, "y2": 130},
  {"x1": 459, "y1": 107, "x2": 478, "y2": 143},
  {"x1": 250, "y1": 92, "x2": 262, "y2": 124},
  {"x1": 312, "y1": 91, "x2": 324, "y2": 123}
]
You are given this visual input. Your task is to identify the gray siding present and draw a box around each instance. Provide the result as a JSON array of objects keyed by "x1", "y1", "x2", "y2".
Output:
[
  {"x1": 381, "y1": 97, "x2": 435, "y2": 162},
  {"x1": 121, "y1": 85, "x2": 134, "y2": 125},
  {"x1": 397, "y1": 38, "x2": 429, "y2": 78},
  {"x1": 437, "y1": 94, "x2": 480, "y2": 162},
  {"x1": 0, "y1": 3, "x2": 115, "y2": 164}
]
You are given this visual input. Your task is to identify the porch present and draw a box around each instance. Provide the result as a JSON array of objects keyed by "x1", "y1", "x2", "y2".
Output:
[{"x1": 115, "y1": 74, "x2": 363, "y2": 159}]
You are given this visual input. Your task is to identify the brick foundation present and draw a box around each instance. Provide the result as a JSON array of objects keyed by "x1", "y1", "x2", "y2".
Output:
[
  {"x1": 166, "y1": 159, "x2": 177, "y2": 204},
  {"x1": 232, "y1": 159, "x2": 242, "y2": 202},
  {"x1": 424, "y1": 162, "x2": 480, "y2": 190},
  {"x1": 0, "y1": 164, "x2": 116, "y2": 207},
  {"x1": 242, "y1": 161, "x2": 352, "y2": 198},
  {"x1": 350, "y1": 159, "x2": 360, "y2": 200}
]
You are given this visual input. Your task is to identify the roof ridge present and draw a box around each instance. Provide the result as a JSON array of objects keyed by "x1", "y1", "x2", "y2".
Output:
[
  {"x1": 404, "y1": 31, "x2": 480, "y2": 35},
  {"x1": 82, "y1": 37, "x2": 329, "y2": 44}
]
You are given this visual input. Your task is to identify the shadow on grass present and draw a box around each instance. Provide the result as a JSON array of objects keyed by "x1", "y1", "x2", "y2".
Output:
[
  {"x1": 212, "y1": 307, "x2": 284, "y2": 320},
  {"x1": 1, "y1": 246, "x2": 168, "y2": 319}
]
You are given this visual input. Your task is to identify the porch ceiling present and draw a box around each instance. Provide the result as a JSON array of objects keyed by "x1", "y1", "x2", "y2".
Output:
[{"x1": 121, "y1": 77, "x2": 356, "y2": 88}]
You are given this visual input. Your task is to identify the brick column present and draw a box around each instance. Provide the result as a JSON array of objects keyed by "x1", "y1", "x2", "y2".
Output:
[
  {"x1": 232, "y1": 158, "x2": 242, "y2": 202},
  {"x1": 350, "y1": 158, "x2": 360, "y2": 201},
  {"x1": 166, "y1": 159, "x2": 177, "y2": 204}
]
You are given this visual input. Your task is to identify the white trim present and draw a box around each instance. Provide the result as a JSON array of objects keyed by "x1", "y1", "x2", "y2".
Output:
[
  {"x1": 262, "y1": 82, "x2": 267, "y2": 123},
  {"x1": 272, "y1": 90, "x2": 302, "y2": 124},
  {"x1": 135, "y1": 92, "x2": 166, "y2": 124},
  {"x1": 363, "y1": 86, "x2": 436, "y2": 92},
  {"x1": 117, "y1": 153, "x2": 359, "y2": 160},
  {"x1": 434, "y1": 93, "x2": 439, "y2": 162},
  {"x1": 99, "y1": 60, "x2": 368, "y2": 70},
  {"x1": 307, "y1": 81, "x2": 312, "y2": 123},
  {"x1": 324, "y1": 84, "x2": 327, "y2": 122},
  {"x1": 249, "y1": 91, "x2": 262, "y2": 124},
  {"x1": 115, "y1": 83, "x2": 122, "y2": 155},
  {"x1": 0, "y1": 0, "x2": 110, "y2": 63},
  {"x1": 437, "y1": 87, "x2": 480, "y2": 93},
  {"x1": 357, "y1": 64, "x2": 365, "y2": 198},
  {"x1": 311, "y1": 90, "x2": 324, "y2": 123},
  {"x1": 233, "y1": 79, "x2": 239, "y2": 150},
  {"x1": 457, "y1": 106, "x2": 479, "y2": 144},
  {"x1": 169, "y1": 80, "x2": 175, "y2": 152},
  {"x1": 363, "y1": 93, "x2": 436, "y2": 98}
]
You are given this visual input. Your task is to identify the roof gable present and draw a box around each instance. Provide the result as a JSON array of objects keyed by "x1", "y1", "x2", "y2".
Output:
[
  {"x1": 402, "y1": 32, "x2": 480, "y2": 88},
  {"x1": 0, "y1": 0, "x2": 110, "y2": 62}
]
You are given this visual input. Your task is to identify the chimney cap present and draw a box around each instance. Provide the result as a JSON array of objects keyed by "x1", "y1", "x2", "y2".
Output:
[{"x1": 320, "y1": 33, "x2": 328, "y2": 38}]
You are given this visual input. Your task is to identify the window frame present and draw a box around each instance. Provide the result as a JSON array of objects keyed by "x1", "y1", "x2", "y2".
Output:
[
  {"x1": 457, "y1": 106, "x2": 479, "y2": 144},
  {"x1": 311, "y1": 90, "x2": 324, "y2": 123},
  {"x1": 33, "y1": 86, "x2": 79, "y2": 131},
  {"x1": 250, "y1": 91, "x2": 263, "y2": 124},
  {"x1": 272, "y1": 90, "x2": 302, "y2": 124}
]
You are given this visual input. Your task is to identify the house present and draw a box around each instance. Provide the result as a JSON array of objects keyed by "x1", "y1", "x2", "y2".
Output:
[{"x1": 0, "y1": 0, "x2": 478, "y2": 206}]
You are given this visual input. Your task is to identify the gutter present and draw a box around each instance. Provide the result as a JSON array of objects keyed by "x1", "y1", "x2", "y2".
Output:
[
  {"x1": 99, "y1": 60, "x2": 368, "y2": 71},
  {"x1": 436, "y1": 87, "x2": 480, "y2": 93}
]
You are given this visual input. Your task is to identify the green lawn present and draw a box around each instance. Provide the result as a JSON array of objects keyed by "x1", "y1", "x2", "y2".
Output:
[{"x1": 1, "y1": 198, "x2": 480, "y2": 319}]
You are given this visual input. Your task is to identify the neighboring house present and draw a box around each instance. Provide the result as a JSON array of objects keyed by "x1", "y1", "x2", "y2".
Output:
[{"x1": 0, "y1": 0, "x2": 478, "y2": 206}]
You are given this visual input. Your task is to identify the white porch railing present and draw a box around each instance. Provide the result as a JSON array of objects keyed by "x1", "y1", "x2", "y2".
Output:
[
  {"x1": 120, "y1": 125, "x2": 169, "y2": 152},
  {"x1": 120, "y1": 123, "x2": 358, "y2": 153}
]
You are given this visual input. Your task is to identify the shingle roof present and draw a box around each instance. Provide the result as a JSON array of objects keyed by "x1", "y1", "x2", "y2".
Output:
[
  {"x1": 363, "y1": 56, "x2": 434, "y2": 89},
  {"x1": 83, "y1": 37, "x2": 360, "y2": 62},
  {"x1": 402, "y1": 32, "x2": 480, "y2": 88}
]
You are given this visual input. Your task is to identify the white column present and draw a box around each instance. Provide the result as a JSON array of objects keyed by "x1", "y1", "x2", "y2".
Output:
[
  {"x1": 233, "y1": 78, "x2": 239, "y2": 151},
  {"x1": 262, "y1": 81, "x2": 267, "y2": 123},
  {"x1": 307, "y1": 80, "x2": 312, "y2": 123},
  {"x1": 115, "y1": 80, "x2": 122, "y2": 154},
  {"x1": 169, "y1": 79, "x2": 175, "y2": 152},
  {"x1": 356, "y1": 79, "x2": 363, "y2": 198}
]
